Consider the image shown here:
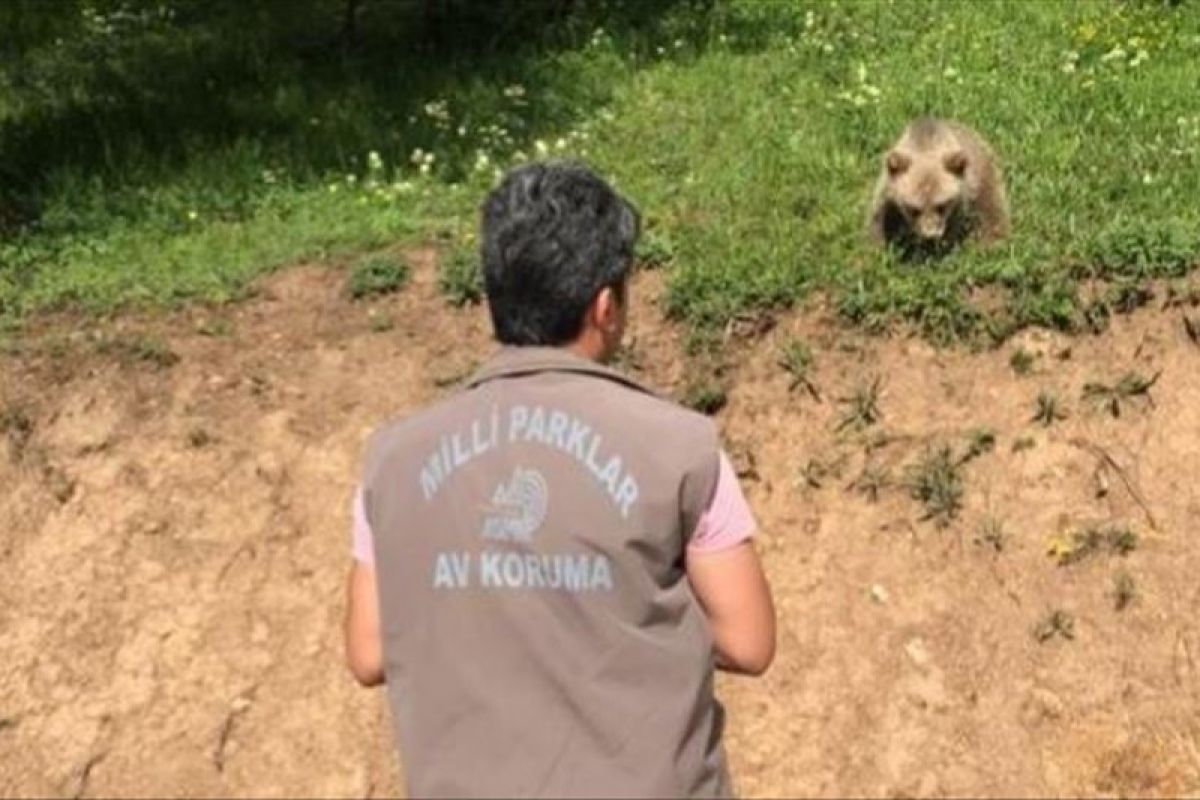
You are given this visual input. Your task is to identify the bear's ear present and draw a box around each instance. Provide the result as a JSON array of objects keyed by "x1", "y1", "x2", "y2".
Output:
[
  {"x1": 885, "y1": 150, "x2": 911, "y2": 177},
  {"x1": 943, "y1": 150, "x2": 968, "y2": 177}
]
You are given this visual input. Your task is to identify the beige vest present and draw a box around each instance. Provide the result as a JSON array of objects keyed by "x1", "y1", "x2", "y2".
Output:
[{"x1": 362, "y1": 347, "x2": 731, "y2": 798}]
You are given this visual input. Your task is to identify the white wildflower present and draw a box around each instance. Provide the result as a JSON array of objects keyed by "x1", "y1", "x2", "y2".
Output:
[{"x1": 367, "y1": 151, "x2": 383, "y2": 172}]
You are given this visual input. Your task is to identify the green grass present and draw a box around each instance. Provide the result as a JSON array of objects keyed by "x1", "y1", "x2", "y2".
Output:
[
  {"x1": 905, "y1": 444, "x2": 964, "y2": 526},
  {"x1": 347, "y1": 254, "x2": 410, "y2": 300},
  {"x1": 777, "y1": 338, "x2": 820, "y2": 398},
  {"x1": 3, "y1": 1, "x2": 1200, "y2": 342}
]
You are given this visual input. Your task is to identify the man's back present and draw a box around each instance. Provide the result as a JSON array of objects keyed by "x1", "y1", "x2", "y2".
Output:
[
  {"x1": 344, "y1": 162, "x2": 773, "y2": 798},
  {"x1": 362, "y1": 347, "x2": 731, "y2": 798}
]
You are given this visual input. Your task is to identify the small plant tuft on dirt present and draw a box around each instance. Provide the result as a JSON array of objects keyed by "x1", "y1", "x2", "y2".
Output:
[
  {"x1": 347, "y1": 255, "x2": 410, "y2": 300},
  {"x1": 848, "y1": 462, "x2": 889, "y2": 502},
  {"x1": 1, "y1": 403, "x2": 34, "y2": 460},
  {"x1": 836, "y1": 375, "x2": 882, "y2": 432},
  {"x1": 778, "y1": 338, "x2": 820, "y2": 400},
  {"x1": 197, "y1": 318, "x2": 233, "y2": 337},
  {"x1": 1081, "y1": 370, "x2": 1161, "y2": 418},
  {"x1": 186, "y1": 428, "x2": 214, "y2": 448},
  {"x1": 1010, "y1": 347, "x2": 1036, "y2": 376},
  {"x1": 1106, "y1": 524, "x2": 1139, "y2": 556},
  {"x1": 800, "y1": 453, "x2": 848, "y2": 490},
  {"x1": 682, "y1": 379, "x2": 727, "y2": 416},
  {"x1": 1012, "y1": 436, "x2": 1036, "y2": 453},
  {"x1": 684, "y1": 326, "x2": 722, "y2": 358},
  {"x1": 906, "y1": 445, "x2": 963, "y2": 526},
  {"x1": 1113, "y1": 571, "x2": 1137, "y2": 611},
  {"x1": 1034, "y1": 609, "x2": 1076, "y2": 643},
  {"x1": 367, "y1": 311, "x2": 395, "y2": 332},
  {"x1": 1184, "y1": 314, "x2": 1200, "y2": 345},
  {"x1": 1048, "y1": 522, "x2": 1138, "y2": 566},
  {"x1": 97, "y1": 333, "x2": 180, "y2": 369},
  {"x1": 1032, "y1": 390, "x2": 1067, "y2": 427},
  {"x1": 975, "y1": 517, "x2": 1007, "y2": 552},
  {"x1": 961, "y1": 427, "x2": 996, "y2": 463},
  {"x1": 438, "y1": 248, "x2": 483, "y2": 306}
]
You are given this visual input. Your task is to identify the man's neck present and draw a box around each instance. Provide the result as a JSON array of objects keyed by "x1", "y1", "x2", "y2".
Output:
[{"x1": 564, "y1": 336, "x2": 608, "y2": 365}]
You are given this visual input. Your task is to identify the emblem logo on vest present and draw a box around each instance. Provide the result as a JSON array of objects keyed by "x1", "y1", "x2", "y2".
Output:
[
  {"x1": 431, "y1": 462, "x2": 615, "y2": 594},
  {"x1": 481, "y1": 466, "x2": 548, "y2": 542}
]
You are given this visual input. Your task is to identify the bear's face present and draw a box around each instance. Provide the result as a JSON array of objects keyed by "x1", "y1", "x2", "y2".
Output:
[{"x1": 885, "y1": 148, "x2": 968, "y2": 241}]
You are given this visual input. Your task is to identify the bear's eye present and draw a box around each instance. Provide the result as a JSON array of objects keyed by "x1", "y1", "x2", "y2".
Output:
[
  {"x1": 904, "y1": 203, "x2": 922, "y2": 217},
  {"x1": 934, "y1": 201, "x2": 952, "y2": 215}
]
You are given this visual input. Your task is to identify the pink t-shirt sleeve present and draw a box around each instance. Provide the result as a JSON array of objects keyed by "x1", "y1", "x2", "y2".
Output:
[
  {"x1": 687, "y1": 450, "x2": 757, "y2": 554},
  {"x1": 351, "y1": 486, "x2": 375, "y2": 565}
]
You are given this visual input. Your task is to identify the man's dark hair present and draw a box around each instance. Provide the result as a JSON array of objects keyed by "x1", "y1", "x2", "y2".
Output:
[{"x1": 480, "y1": 161, "x2": 640, "y2": 346}]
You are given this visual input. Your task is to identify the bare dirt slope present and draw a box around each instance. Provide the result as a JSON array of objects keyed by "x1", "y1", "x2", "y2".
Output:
[{"x1": 1, "y1": 252, "x2": 1198, "y2": 798}]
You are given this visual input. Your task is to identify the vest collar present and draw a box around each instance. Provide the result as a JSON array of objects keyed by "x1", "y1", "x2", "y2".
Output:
[{"x1": 465, "y1": 346, "x2": 656, "y2": 396}]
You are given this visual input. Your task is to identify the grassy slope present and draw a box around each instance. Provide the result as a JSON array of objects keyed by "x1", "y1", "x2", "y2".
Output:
[{"x1": 2, "y1": 0, "x2": 1198, "y2": 340}]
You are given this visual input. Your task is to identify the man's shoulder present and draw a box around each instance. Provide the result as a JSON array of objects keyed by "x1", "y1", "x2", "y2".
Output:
[{"x1": 598, "y1": 377, "x2": 720, "y2": 452}]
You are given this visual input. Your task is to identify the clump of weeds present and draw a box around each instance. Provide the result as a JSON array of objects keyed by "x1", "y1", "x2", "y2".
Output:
[
  {"x1": 961, "y1": 427, "x2": 996, "y2": 463},
  {"x1": 1081, "y1": 370, "x2": 1160, "y2": 418},
  {"x1": 1112, "y1": 571, "x2": 1137, "y2": 611},
  {"x1": 96, "y1": 332, "x2": 179, "y2": 369},
  {"x1": 1032, "y1": 390, "x2": 1067, "y2": 427},
  {"x1": 800, "y1": 452, "x2": 848, "y2": 489},
  {"x1": 1012, "y1": 436, "x2": 1036, "y2": 453},
  {"x1": 905, "y1": 445, "x2": 963, "y2": 526},
  {"x1": 438, "y1": 247, "x2": 483, "y2": 306},
  {"x1": 367, "y1": 310, "x2": 395, "y2": 332},
  {"x1": 777, "y1": 338, "x2": 820, "y2": 400},
  {"x1": 836, "y1": 375, "x2": 882, "y2": 432},
  {"x1": 1, "y1": 403, "x2": 34, "y2": 461},
  {"x1": 1184, "y1": 314, "x2": 1199, "y2": 345},
  {"x1": 1010, "y1": 347, "x2": 1036, "y2": 376},
  {"x1": 848, "y1": 462, "x2": 889, "y2": 502},
  {"x1": 682, "y1": 379, "x2": 727, "y2": 416},
  {"x1": 1047, "y1": 522, "x2": 1139, "y2": 566},
  {"x1": 975, "y1": 517, "x2": 1007, "y2": 553},
  {"x1": 1034, "y1": 609, "x2": 1076, "y2": 643},
  {"x1": 186, "y1": 427, "x2": 214, "y2": 448},
  {"x1": 347, "y1": 254, "x2": 410, "y2": 300}
]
